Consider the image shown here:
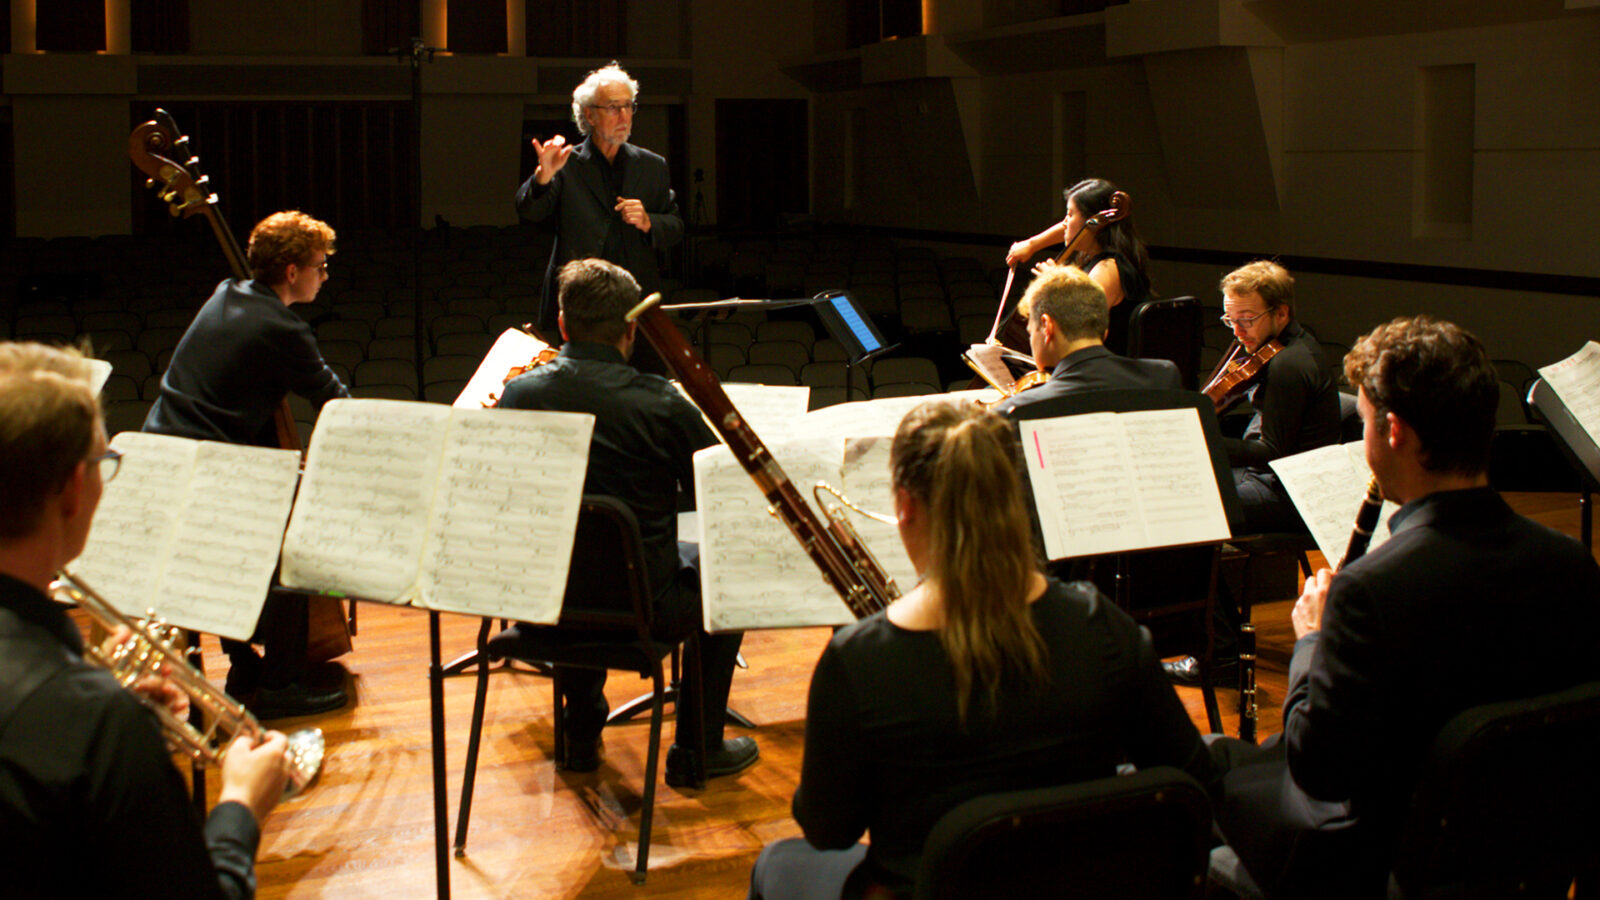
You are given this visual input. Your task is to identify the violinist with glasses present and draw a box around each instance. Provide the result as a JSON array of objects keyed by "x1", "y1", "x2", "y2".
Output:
[{"x1": 1166, "y1": 261, "x2": 1342, "y2": 688}]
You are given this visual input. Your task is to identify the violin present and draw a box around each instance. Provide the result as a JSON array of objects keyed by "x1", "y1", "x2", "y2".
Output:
[
  {"x1": 1201, "y1": 339, "x2": 1284, "y2": 413},
  {"x1": 481, "y1": 342, "x2": 559, "y2": 407}
]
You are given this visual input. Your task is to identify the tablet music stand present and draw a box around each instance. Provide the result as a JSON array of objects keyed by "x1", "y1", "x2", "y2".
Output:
[{"x1": 810, "y1": 289, "x2": 899, "y2": 401}]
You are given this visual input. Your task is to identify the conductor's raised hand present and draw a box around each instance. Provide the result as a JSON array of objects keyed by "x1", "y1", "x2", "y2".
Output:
[
  {"x1": 616, "y1": 197, "x2": 651, "y2": 233},
  {"x1": 531, "y1": 135, "x2": 574, "y2": 185}
]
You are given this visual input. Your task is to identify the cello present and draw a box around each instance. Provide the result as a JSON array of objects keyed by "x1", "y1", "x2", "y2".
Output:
[{"x1": 972, "y1": 191, "x2": 1131, "y2": 395}]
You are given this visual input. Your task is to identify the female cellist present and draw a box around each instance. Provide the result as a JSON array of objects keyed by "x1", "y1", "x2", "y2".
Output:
[
  {"x1": 747, "y1": 400, "x2": 1218, "y2": 900},
  {"x1": 1006, "y1": 178, "x2": 1152, "y2": 354}
]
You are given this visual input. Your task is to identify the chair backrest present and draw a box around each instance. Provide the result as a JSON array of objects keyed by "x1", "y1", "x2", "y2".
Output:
[
  {"x1": 913, "y1": 767, "x2": 1211, "y2": 900},
  {"x1": 1390, "y1": 680, "x2": 1600, "y2": 899},
  {"x1": 557, "y1": 496, "x2": 655, "y2": 636},
  {"x1": 1126, "y1": 296, "x2": 1203, "y2": 390}
]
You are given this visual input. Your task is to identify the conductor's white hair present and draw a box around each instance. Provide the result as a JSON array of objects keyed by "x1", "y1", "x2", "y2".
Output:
[{"x1": 571, "y1": 63, "x2": 639, "y2": 136}]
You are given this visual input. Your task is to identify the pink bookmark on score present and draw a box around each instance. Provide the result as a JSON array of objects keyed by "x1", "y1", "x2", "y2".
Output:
[{"x1": 1033, "y1": 430, "x2": 1045, "y2": 468}]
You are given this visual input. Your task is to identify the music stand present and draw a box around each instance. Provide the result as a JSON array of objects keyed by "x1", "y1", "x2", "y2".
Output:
[
  {"x1": 810, "y1": 289, "x2": 899, "y2": 402},
  {"x1": 1529, "y1": 378, "x2": 1600, "y2": 550}
]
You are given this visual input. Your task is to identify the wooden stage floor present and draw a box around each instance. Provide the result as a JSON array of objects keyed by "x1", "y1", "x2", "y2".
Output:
[{"x1": 189, "y1": 492, "x2": 1590, "y2": 899}]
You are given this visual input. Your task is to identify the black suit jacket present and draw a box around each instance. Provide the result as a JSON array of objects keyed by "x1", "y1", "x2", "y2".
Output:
[
  {"x1": 995, "y1": 344, "x2": 1182, "y2": 417},
  {"x1": 515, "y1": 139, "x2": 683, "y2": 335},
  {"x1": 1222, "y1": 487, "x2": 1600, "y2": 897}
]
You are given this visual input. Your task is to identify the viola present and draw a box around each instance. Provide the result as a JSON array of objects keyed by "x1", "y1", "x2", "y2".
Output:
[{"x1": 1201, "y1": 339, "x2": 1284, "y2": 413}]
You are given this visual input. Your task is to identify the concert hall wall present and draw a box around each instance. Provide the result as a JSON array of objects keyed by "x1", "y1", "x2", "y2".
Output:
[{"x1": 2, "y1": 0, "x2": 1598, "y2": 366}]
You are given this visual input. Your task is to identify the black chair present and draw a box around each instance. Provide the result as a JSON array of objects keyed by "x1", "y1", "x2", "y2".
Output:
[
  {"x1": 1008, "y1": 389, "x2": 1244, "y2": 734},
  {"x1": 914, "y1": 767, "x2": 1212, "y2": 900},
  {"x1": 1127, "y1": 296, "x2": 1203, "y2": 390},
  {"x1": 452, "y1": 495, "x2": 705, "y2": 885},
  {"x1": 1389, "y1": 680, "x2": 1600, "y2": 900}
]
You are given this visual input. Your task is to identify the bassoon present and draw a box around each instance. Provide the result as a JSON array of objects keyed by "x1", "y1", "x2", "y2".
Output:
[{"x1": 625, "y1": 294, "x2": 900, "y2": 618}]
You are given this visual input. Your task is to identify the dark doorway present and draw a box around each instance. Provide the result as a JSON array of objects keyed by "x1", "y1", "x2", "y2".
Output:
[{"x1": 714, "y1": 99, "x2": 808, "y2": 230}]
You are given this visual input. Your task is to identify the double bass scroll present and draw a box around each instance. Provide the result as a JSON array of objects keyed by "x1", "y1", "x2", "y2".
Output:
[{"x1": 129, "y1": 109, "x2": 300, "y2": 453}]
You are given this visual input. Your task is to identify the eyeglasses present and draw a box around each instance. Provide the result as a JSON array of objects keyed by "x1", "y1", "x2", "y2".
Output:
[
  {"x1": 91, "y1": 448, "x2": 122, "y2": 483},
  {"x1": 1220, "y1": 311, "x2": 1270, "y2": 330},
  {"x1": 590, "y1": 101, "x2": 638, "y2": 115},
  {"x1": 308, "y1": 260, "x2": 329, "y2": 274}
]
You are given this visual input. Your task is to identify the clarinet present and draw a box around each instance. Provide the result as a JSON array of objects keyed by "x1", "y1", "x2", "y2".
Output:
[
  {"x1": 1338, "y1": 477, "x2": 1385, "y2": 569},
  {"x1": 624, "y1": 294, "x2": 900, "y2": 619}
]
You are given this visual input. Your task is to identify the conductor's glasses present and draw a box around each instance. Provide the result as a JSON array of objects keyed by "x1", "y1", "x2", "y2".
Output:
[{"x1": 590, "y1": 101, "x2": 638, "y2": 115}]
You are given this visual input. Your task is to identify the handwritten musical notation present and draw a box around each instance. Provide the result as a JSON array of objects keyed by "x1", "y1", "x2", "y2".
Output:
[
  {"x1": 695, "y1": 438, "x2": 857, "y2": 632},
  {"x1": 1020, "y1": 409, "x2": 1230, "y2": 559},
  {"x1": 280, "y1": 399, "x2": 593, "y2": 624},
  {"x1": 1539, "y1": 341, "x2": 1600, "y2": 445},
  {"x1": 75, "y1": 431, "x2": 300, "y2": 640},
  {"x1": 1269, "y1": 441, "x2": 1397, "y2": 566}
]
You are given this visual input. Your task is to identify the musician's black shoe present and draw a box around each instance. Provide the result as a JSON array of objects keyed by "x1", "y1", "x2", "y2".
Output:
[
  {"x1": 664, "y1": 736, "x2": 759, "y2": 788},
  {"x1": 251, "y1": 682, "x2": 348, "y2": 720},
  {"x1": 562, "y1": 738, "x2": 602, "y2": 773},
  {"x1": 1163, "y1": 655, "x2": 1239, "y2": 688}
]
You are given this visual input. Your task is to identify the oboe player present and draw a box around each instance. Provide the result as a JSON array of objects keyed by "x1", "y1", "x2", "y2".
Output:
[
  {"x1": 0, "y1": 341, "x2": 290, "y2": 900},
  {"x1": 1208, "y1": 316, "x2": 1600, "y2": 898}
]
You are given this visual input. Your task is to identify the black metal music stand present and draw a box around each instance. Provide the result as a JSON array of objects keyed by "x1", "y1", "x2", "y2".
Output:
[
  {"x1": 1529, "y1": 378, "x2": 1600, "y2": 550},
  {"x1": 809, "y1": 289, "x2": 899, "y2": 401}
]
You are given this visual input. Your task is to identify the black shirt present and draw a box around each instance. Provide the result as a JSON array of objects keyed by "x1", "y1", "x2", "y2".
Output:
[
  {"x1": 1223, "y1": 319, "x2": 1341, "y2": 469},
  {"x1": 495, "y1": 341, "x2": 718, "y2": 597},
  {"x1": 792, "y1": 579, "x2": 1219, "y2": 896},
  {"x1": 144, "y1": 278, "x2": 348, "y2": 446},
  {"x1": 0, "y1": 573, "x2": 260, "y2": 899}
]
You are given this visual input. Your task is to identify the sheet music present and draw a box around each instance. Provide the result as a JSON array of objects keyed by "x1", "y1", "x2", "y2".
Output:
[
  {"x1": 839, "y1": 437, "x2": 916, "y2": 589},
  {"x1": 695, "y1": 439, "x2": 856, "y2": 632},
  {"x1": 416, "y1": 408, "x2": 592, "y2": 623},
  {"x1": 1269, "y1": 441, "x2": 1397, "y2": 566},
  {"x1": 1020, "y1": 409, "x2": 1230, "y2": 559},
  {"x1": 1539, "y1": 341, "x2": 1600, "y2": 443},
  {"x1": 87, "y1": 358, "x2": 113, "y2": 395},
  {"x1": 680, "y1": 382, "x2": 812, "y2": 445},
  {"x1": 453, "y1": 328, "x2": 550, "y2": 409},
  {"x1": 160, "y1": 442, "x2": 300, "y2": 639},
  {"x1": 1122, "y1": 409, "x2": 1232, "y2": 547},
  {"x1": 801, "y1": 395, "x2": 932, "y2": 439},
  {"x1": 281, "y1": 399, "x2": 452, "y2": 602},
  {"x1": 76, "y1": 432, "x2": 193, "y2": 612},
  {"x1": 74, "y1": 432, "x2": 299, "y2": 640}
]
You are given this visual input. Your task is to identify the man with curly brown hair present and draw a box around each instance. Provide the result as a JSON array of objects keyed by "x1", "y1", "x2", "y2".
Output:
[
  {"x1": 1209, "y1": 315, "x2": 1600, "y2": 898},
  {"x1": 144, "y1": 210, "x2": 350, "y2": 719}
]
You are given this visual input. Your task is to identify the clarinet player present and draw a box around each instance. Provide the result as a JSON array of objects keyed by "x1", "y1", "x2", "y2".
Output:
[{"x1": 1207, "y1": 316, "x2": 1600, "y2": 898}]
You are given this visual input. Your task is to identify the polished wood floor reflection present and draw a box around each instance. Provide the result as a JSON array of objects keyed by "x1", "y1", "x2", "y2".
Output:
[{"x1": 183, "y1": 493, "x2": 1591, "y2": 899}]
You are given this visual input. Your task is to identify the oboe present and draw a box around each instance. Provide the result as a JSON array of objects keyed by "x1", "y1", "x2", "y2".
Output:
[{"x1": 1338, "y1": 477, "x2": 1385, "y2": 569}]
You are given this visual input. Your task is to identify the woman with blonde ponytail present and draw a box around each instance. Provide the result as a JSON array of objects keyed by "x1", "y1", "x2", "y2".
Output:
[{"x1": 748, "y1": 400, "x2": 1217, "y2": 900}]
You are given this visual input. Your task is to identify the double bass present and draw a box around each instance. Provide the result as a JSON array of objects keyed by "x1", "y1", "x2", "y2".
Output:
[
  {"x1": 129, "y1": 110, "x2": 302, "y2": 451},
  {"x1": 129, "y1": 110, "x2": 353, "y2": 658}
]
